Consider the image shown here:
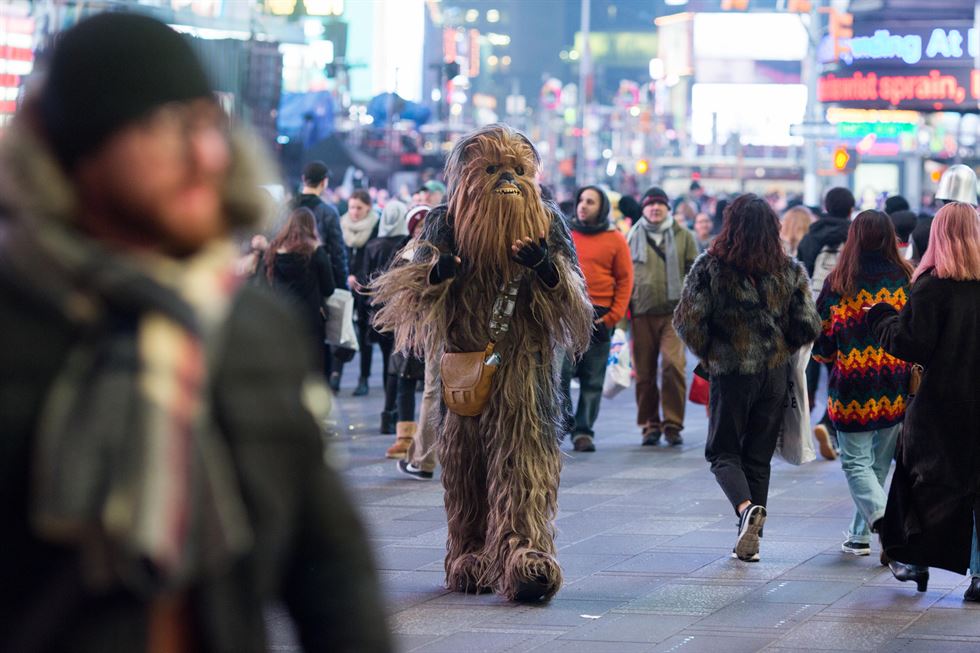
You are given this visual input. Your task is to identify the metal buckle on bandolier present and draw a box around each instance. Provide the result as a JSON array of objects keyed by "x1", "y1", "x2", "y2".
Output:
[{"x1": 488, "y1": 275, "x2": 522, "y2": 344}]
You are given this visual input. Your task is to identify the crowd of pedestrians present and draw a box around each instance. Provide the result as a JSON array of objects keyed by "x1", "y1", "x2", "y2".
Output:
[{"x1": 3, "y1": 13, "x2": 979, "y2": 651}]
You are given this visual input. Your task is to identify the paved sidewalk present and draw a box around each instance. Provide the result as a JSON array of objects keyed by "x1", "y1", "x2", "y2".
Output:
[{"x1": 275, "y1": 362, "x2": 980, "y2": 653}]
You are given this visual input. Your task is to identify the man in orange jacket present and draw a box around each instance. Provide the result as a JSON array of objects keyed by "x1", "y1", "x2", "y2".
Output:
[{"x1": 560, "y1": 186, "x2": 635, "y2": 451}]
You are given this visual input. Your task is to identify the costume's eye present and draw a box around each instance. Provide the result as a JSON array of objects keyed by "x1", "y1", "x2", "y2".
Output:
[
  {"x1": 486, "y1": 165, "x2": 498, "y2": 174},
  {"x1": 515, "y1": 165, "x2": 525, "y2": 176}
]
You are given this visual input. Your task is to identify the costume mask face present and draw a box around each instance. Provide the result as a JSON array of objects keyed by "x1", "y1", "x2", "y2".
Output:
[{"x1": 445, "y1": 124, "x2": 550, "y2": 278}]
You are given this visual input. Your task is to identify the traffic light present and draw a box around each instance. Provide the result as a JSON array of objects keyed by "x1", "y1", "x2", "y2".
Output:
[
  {"x1": 635, "y1": 159, "x2": 649, "y2": 175},
  {"x1": 832, "y1": 146, "x2": 850, "y2": 171}
]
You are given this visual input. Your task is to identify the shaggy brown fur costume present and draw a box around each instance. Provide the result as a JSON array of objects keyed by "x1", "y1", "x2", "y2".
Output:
[{"x1": 372, "y1": 124, "x2": 592, "y2": 602}]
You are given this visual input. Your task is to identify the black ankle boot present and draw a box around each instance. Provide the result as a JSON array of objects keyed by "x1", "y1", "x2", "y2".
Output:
[
  {"x1": 380, "y1": 410, "x2": 397, "y2": 435},
  {"x1": 352, "y1": 377, "x2": 369, "y2": 396},
  {"x1": 888, "y1": 561, "x2": 929, "y2": 592},
  {"x1": 965, "y1": 577, "x2": 980, "y2": 602}
]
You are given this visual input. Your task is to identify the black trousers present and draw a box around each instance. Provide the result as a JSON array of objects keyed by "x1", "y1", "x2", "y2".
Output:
[
  {"x1": 334, "y1": 307, "x2": 393, "y2": 382},
  {"x1": 705, "y1": 365, "x2": 788, "y2": 515}
]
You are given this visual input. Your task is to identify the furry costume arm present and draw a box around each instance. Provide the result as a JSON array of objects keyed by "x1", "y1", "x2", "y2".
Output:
[
  {"x1": 783, "y1": 260, "x2": 822, "y2": 350},
  {"x1": 527, "y1": 207, "x2": 593, "y2": 357},
  {"x1": 369, "y1": 206, "x2": 455, "y2": 357},
  {"x1": 672, "y1": 254, "x2": 713, "y2": 361}
]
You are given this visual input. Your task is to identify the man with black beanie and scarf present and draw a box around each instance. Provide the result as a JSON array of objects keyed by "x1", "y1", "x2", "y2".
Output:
[
  {"x1": 627, "y1": 187, "x2": 698, "y2": 447},
  {"x1": 0, "y1": 12, "x2": 390, "y2": 653},
  {"x1": 560, "y1": 186, "x2": 634, "y2": 451}
]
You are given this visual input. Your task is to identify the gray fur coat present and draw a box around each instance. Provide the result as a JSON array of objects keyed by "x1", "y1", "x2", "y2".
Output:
[{"x1": 673, "y1": 253, "x2": 821, "y2": 376}]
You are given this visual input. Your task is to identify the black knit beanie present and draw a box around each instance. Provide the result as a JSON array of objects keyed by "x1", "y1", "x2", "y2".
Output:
[
  {"x1": 39, "y1": 12, "x2": 213, "y2": 170},
  {"x1": 641, "y1": 187, "x2": 671, "y2": 209}
]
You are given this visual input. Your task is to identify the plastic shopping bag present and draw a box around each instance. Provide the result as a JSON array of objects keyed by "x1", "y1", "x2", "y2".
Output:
[
  {"x1": 602, "y1": 328, "x2": 631, "y2": 399},
  {"x1": 323, "y1": 289, "x2": 359, "y2": 352},
  {"x1": 775, "y1": 344, "x2": 816, "y2": 465}
]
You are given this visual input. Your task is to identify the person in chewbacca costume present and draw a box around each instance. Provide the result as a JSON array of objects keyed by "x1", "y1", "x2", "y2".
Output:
[{"x1": 371, "y1": 124, "x2": 593, "y2": 602}]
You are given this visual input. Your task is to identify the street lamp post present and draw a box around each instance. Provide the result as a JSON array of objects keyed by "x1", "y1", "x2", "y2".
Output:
[{"x1": 576, "y1": 0, "x2": 591, "y2": 187}]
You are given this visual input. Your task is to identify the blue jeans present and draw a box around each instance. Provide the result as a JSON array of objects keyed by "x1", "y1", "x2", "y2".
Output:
[
  {"x1": 836, "y1": 425, "x2": 901, "y2": 544},
  {"x1": 560, "y1": 340, "x2": 612, "y2": 440}
]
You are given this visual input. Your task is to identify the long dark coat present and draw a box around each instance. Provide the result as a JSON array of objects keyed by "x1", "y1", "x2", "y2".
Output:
[{"x1": 868, "y1": 273, "x2": 980, "y2": 574}]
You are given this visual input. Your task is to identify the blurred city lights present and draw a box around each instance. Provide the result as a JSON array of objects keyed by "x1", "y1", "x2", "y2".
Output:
[
  {"x1": 464, "y1": 9, "x2": 478, "y2": 22},
  {"x1": 501, "y1": 55, "x2": 511, "y2": 67},
  {"x1": 486, "y1": 9, "x2": 500, "y2": 23}
]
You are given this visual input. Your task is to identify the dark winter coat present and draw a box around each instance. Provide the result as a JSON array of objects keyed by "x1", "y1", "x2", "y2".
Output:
[
  {"x1": 673, "y1": 253, "x2": 821, "y2": 376},
  {"x1": 0, "y1": 118, "x2": 389, "y2": 653},
  {"x1": 292, "y1": 193, "x2": 348, "y2": 288},
  {"x1": 910, "y1": 213, "x2": 933, "y2": 261},
  {"x1": 361, "y1": 234, "x2": 410, "y2": 315},
  {"x1": 797, "y1": 215, "x2": 850, "y2": 277},
  {"x1": 265, "y1": 246, "x2": 335, "y2": 344},
  {"x1": 348, "y1": 220, "x2": 381, "y2": 312},
  {"x1": 868, "y1": 273, "x2": 980, "y2": 574}
]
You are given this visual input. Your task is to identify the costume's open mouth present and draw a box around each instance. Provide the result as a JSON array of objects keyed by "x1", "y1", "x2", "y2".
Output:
[{"x1": 493, "y1": 182, "x2": 522, "y2": 196}]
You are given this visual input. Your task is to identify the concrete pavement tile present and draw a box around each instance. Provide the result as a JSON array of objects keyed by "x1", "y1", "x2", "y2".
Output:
[
  {"x1": 375, "y1": 546, "x2": 446, "y2": 571},
  {"x1": 389, "y1": 605, "x2": 509, "y2": 635},
  {"x1": 748, "y1": 580, "x2": 860, "y2": 604},
  {"x1": 689, "y1": 557, "x2": 798, "y2": 582},
  {"x1": 769, "y1": 619, "x2": 908, "y2": 650},
  {"x1": 877, "y1": 639, "x2": 980, "y2": 653},
  {"x1": 616, "y1": 582, "x2": 754, "y2": 615},
  {"x1": 649, "y1": 633, "x2": 778, "y2": 653},
  {"x1": 929, "y1": 590, "x2": 980, "y2": 609},
  {"x1": 654, "y1": 529, "x2": 734, "y2": 551},
  {"x1": 558, "y1": 613, "x2": 699, "y2": 643},
  {"x1": 385, "y1": 590, "x2": 447, "y2": 614},
  {"x1": 608, "y1": 517, "x2": 720, "y2": 536},
  {"x1": 376, "y1": 491, "x2": 446, "y2": 507},
  {"x1": 562, "y1": 478, "x2": 663, "y2": 495},
  {"x1": 865, "y1": 566, "x2": 968, "y2": 590},
  {"x1": 609, "y1": 466, "x2": 703, "y2": 481},
  {"x1": 556, "y1": 493, "x2": 621, "y2": 512},
  {"x1": 829, "y1": 585, "x2": 944, "y2": 612},
  {"x1": 556, "y1": 552, "x2": 633, "y2": 576},
  {"x1": 607, "y1": 551, "x2": 724, "y2": 575},
  {"x1": 529, "y1": 641, "x2": 655, "y2": 652},
  {"x1": 476, "y1": 598, "x2": 626, "y2": 627},
  {"x1": 900, "y1": 608, "x2": 980, "y2": 637},
  {"x1": 396, "y1": 634, "x2": 441, "y2": 653},
  {"x1": 384, "y1": 569, "x2": 449, "y2": 592},
  {"x1": 781, "y1": 554, "x2": 885, "y2": 582},
  {"x1": 395, "y1": 507, "x2": 448, "y2": 521},
  {"x1": 560, "y1": 573, "x2": 669, "y2": 600},
  {"x1": 559, "y1": 534, "x2": 669, "y2": 556},
  {"x1": 693, "y1": 600, "x2": 823, "y2": 629},
  {"x1": 409, "y1": 632, "x2": 556, "y2": 653},
  {"x1": 368, "y1": 520, "x2": 446, "y2": 539}
]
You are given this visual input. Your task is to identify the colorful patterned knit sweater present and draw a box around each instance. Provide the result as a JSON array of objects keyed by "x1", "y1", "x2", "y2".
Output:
[{"x1": 812, "y1": 255, "x2": 911, "y2": 432}]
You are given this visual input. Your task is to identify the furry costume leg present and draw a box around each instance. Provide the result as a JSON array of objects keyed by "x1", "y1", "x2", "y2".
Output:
[
  {"x1": 481, "y1": 363, "x2": 564, "y2": 602},
  {"x1": 440, "y1": 413, "x2": 492, "y2": 593}
]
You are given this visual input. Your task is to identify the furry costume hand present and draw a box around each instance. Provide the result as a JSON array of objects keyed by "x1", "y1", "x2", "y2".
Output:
[{"x1": 512, "y1": 236, "x2": 558, "y2": 287}]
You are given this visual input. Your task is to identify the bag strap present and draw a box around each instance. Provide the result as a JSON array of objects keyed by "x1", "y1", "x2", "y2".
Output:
[
  {"x1": 644, "y1": 234, "x2": 667, "y2": 262},
  {"x1": 488, "y1": 274, "x2": 523, "y2": 344}
]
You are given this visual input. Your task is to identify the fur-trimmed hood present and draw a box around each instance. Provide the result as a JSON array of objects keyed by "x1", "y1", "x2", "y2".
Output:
[{"x1": 673, "y1": 252, "x2": 821, "y2": 375}]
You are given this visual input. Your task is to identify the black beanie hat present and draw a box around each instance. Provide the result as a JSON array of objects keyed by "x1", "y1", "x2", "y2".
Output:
[
  {"x1": 884, "y1": 195, "x2": 910, "y2": 215},
  {"x1": 618, "y1": 195, "x2": 642, "y2": 221},
  {"x1": 39, "y1": 12, "x2": 213, "y2": 170},
  {"x1": 824, "y1": 187, "x2": 856, "y2": 219},
  {"x1": 641, "y1": 187, "x2": 670, "y2": 209}
]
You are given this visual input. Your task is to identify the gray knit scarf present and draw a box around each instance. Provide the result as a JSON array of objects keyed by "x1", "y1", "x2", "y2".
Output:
[{"x1": 627, "y1": 215, "x2": 682, "y2": 301}]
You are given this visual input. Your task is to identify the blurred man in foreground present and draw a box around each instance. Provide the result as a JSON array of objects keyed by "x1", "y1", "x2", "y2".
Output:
[{"x1": 0, "y1": 13, "x2": 390, "y2": 653}]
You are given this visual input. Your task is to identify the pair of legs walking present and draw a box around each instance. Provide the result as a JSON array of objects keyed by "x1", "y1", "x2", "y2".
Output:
[
  {"x1": 632, "y1": 314, "x2": 686, "y2": 444},
  {"x1": 705, "y1": 365, "x2": 788, "y2": 560},
  {"x1": 836, "y1": 426, "x2": 900, "y2": 551},
  {"x1": 560, "y1": 338, "x2": 611, "y2": 450}
]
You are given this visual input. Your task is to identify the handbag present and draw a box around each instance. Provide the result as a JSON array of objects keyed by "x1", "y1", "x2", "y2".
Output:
[
  {"x1": 441, "y1": 276, "x2": 520, "y2": 417},
  {"x1": 688, "y1": 374, "x2": 710, "y2": 406},
  {"x1": 602, "y1": 328, "x2": 631, "y2": 399},
  {"x1": 441, "y1": 344, "x2": 498, "y2": 417},
  {"x1": 323, "y1": 289, "x2": 359, "y2": 352},
  {"x1": 775, "y1": 344, "x2": 816, "y2": 465},
  {"x1": 908, "y1": 364, "x2": 923, "y2": 397}
]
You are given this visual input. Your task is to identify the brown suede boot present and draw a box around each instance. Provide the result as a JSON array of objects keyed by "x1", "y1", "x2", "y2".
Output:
[{"x1": 386, "y1": 421, "x2": 416, "y2": 459}]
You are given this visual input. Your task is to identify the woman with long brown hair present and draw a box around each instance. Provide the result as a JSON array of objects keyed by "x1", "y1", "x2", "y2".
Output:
[
  {"x1": 780, "y1": 205, "x2": 814, "y2": 258},
  {"x1": 674, "y1": 194, "x2": 821, "y2": 562},
  {"x1": 811, "y1": 210, "x2": 913, "y2": 561},
  {"x1": 868, "y1": 202, "x2": 980, "y2": 598},
  {"x1": 262, "y1": 206, "x2": 335, "y2": 362}
]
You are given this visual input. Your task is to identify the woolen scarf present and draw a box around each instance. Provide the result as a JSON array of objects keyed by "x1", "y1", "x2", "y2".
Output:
[
  {"x1": 341, "y1": 210, "x2": 379, "y2": 248},
  {"x1": 627, "y1": 214, "x2": 682, "y2": 301}
]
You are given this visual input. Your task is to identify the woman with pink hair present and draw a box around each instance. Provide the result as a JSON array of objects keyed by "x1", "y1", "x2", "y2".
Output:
[{"x1": 867, "y1": 202, "x2": 980, "y2": 600}]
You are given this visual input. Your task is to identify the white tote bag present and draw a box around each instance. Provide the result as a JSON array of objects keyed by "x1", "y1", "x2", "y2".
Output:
[
  {"x1": 323, "y1": 289, "x2": 359, "y2": 351},
  {"x1": 775, "y1": 344, "x2": 816, "y2": 465},
  {"x1": 602, "y1": 328, "x2": 632, "y2": 399}
]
